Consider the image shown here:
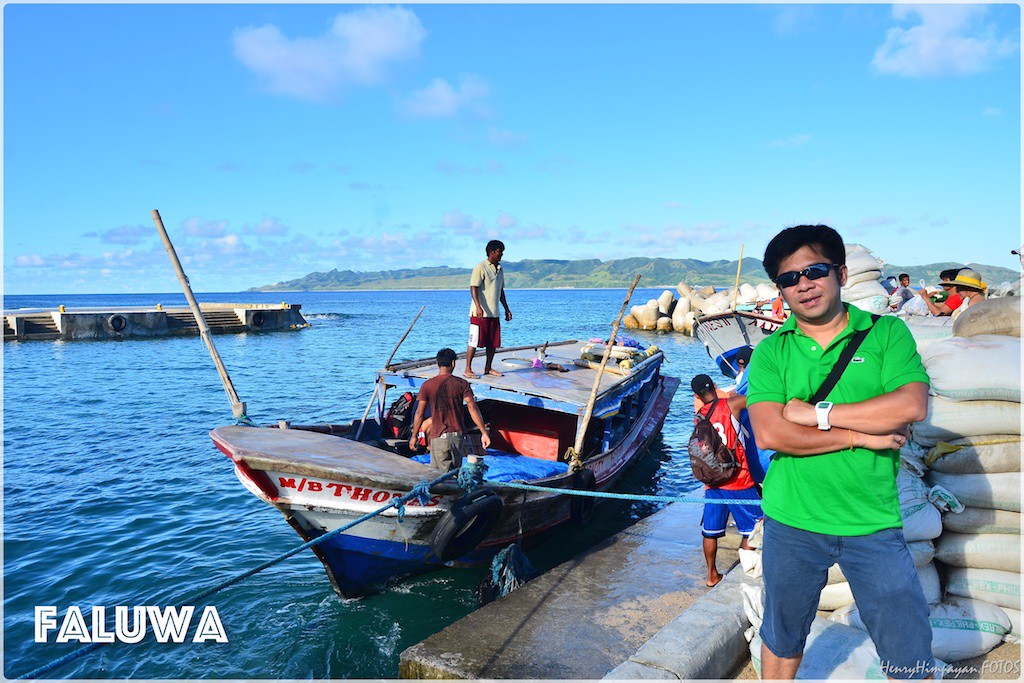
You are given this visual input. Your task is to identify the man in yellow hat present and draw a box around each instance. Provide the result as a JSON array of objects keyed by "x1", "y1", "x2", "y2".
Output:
[
  {"x1": 918, "y1": 267, "x2": 971, "y2": 316},
  {"x1": 946, "y1": 268, "x2": 987, "y2": 319}
]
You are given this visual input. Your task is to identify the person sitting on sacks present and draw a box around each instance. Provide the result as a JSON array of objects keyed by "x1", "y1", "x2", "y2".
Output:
[
  {"x1": 890, "y1": 273, "x2": 916, "y2": 312},
  {"x1": 691, "y1": 373, "x2": 763, "y2": 588},
  {"x1": 946, "y1": 268, "x2": 987, "y2": 320},
  {"x1": 918, "y1": 267, "x2": 966, "y2": 316}
]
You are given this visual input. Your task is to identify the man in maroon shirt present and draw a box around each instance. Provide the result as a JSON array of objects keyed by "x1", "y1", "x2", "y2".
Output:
[{"x1": 409, "y1": 348, "x2": 491, "y2": 471}]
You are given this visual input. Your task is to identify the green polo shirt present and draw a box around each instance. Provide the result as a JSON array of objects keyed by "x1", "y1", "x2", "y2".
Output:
[{"x1": 746, "y1": 304, "x2": 929, "y2": 535}]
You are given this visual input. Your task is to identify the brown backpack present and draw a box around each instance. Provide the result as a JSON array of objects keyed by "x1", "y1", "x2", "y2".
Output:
[{"x1": 688, "y1": 400, "x2": 739, "y2": 486}]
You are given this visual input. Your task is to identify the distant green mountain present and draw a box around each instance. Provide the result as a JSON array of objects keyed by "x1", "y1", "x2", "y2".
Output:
[{"x1": 251, "y1": 258, "x2": 1019, "y2": 291}]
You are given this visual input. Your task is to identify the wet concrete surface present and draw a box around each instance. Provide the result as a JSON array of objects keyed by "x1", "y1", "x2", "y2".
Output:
[{"x1": 399, "y1": 500, "x2": 740, "y2": 679}]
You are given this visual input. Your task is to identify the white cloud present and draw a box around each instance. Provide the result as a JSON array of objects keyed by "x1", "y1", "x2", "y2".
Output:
[
  {"x1": 208, "y1": 234, "x2": 249, "y2": 256},
  {"x1": 769, "y1": 134, "x2": 811, "y2": 148},
  {"x1": 99, "y1": 224, "x2": 151, "y2": 245},
  {"x1": 873, "y1": 5, "x2": 1018, "y2": 78},
  {"x1": 496, "y1": 212, "x2": 518, "y2": 230},
  {"x1": 509, "y1": 223, "x2": 548, "y2": 240},
  {"x1": 246, "y1": 217, "x2": 289, "y2": 236},
  {"x1": 399, "y1": 75, "x2": 492, "y2": 119},
  {"x1": 15, "y1": 254, "x2": 45, "y2": 267},
  {"x1": 233, "y1": 6, "x2": 426, "y2": 102},
  {"x1": 631, "y1": 221, "x2": 732, "y2": 248},
  {"x1": 982, "y1": 107, "x2": 1002, "y2": 117},
  {"x1": 440, "y1": 209, "x2": 498, "y2": 239},
  {"x1": 182, "y1": 217, "x2": 228, "y2": 238},
  {"x1": 333, "y1": 229, "x2": 449, "y2": 265}
]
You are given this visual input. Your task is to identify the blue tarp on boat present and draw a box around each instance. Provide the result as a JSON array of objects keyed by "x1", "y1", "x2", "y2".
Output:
[{"x1": 412, "y1": 449, "x2": 569, "y2": 482}]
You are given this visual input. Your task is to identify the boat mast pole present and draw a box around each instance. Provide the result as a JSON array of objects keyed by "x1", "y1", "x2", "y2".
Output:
[
  {"x1": 151, "y1": 209, "x2": 248, "y2": 420},
  {"x1": 569, "y1": 273, "x2": 642, "y2": 470},
  {"x1": 353, "y1": 305, "x2": 425, "y2": 441},
  {"x1": 730, "y1": 243, "x2": 744, "y2": 311},
  {"x1": 384, "y1": 305, "x2": 425, "y2": 370}
]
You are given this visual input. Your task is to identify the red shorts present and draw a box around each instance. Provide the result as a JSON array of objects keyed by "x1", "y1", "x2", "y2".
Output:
[{"x1": 469, "y1": 316, "x2": 501, "y2": 349}]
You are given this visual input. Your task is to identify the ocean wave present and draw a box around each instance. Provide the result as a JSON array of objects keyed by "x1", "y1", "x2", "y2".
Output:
[{"x1": 304, "y1": 312, "x2": 353, "y2": 320}]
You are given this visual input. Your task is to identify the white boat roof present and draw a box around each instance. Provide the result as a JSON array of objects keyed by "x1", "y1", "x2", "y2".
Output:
[{"x1": 381, "y1": 340, "x2": 666, "y2": 418}]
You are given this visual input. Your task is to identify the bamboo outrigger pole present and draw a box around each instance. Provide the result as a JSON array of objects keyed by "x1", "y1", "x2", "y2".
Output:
[
  {"x1": 353, "y1": 305, "x2": 425, "y2": 441},
  {"x1": 568, "y1": 273, "x2": 642, "y2": 469},
  {"x1": 151, "y1": 209, "x2": 248, "y2": 420},
  {"x1": 731, "y1": 243, "x2": 744, "y2": 311}
]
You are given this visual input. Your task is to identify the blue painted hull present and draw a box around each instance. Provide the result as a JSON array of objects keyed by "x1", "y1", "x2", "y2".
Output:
[{"x1": 302, "y1": 522, "x2": 526, "y2": 596}]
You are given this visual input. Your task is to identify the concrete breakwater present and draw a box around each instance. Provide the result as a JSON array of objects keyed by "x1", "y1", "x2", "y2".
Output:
[
  {"x1": 3, "y1": 302, "x2": 308, "y2": 341},
  {"x1": 399, "y1": 501, "x2": 750, "y2": 680}
]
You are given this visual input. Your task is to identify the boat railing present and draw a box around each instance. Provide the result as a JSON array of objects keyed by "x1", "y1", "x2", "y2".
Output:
[{"x1": 385, "y1": 339, "x2": 579, "y2": 372}]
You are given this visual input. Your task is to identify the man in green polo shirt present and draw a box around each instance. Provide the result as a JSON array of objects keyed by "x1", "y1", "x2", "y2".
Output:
[{"x1": 746, "y1": 225, "x2": 933, "y2": 680}]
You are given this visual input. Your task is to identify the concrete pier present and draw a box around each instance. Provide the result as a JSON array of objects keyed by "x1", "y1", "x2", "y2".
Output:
[
  {"x1": 3, "y1": 303, "x2": 308, "y2": 342},
  {"x1": 399, "y1": 500, "x2": 748, "y2": 679}
]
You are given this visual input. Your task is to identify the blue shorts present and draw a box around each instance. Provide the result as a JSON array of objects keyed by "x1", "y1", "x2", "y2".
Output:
[
  {"x1": 701, "y1": 487, "x2": 763, "y2": 538},
  {"x1": 759, "y1": 516, "x2": 934, "y2": 679}
]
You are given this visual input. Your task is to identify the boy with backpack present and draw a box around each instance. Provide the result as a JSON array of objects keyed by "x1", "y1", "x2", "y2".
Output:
[{"x1": 690, "y1": 373, "x2": 763, "y2": 587}]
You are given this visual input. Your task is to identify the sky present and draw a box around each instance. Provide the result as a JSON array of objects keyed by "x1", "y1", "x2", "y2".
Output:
[{"x1": 2, "y1": 3, "x2": 1021, "y2": 294}]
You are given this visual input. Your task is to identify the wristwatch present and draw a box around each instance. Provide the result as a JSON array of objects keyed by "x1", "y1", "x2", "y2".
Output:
[{"x1": 815, "y1": 401, "x2": 834, "y2": 431}]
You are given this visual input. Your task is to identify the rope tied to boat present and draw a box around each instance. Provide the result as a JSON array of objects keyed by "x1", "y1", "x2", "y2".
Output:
[
  {"x1": 490, "y1": 480, "x2": 763, "y2": 506},
  {"x1": 457, "y1": 457, "x2": 489, "y2": 490},
  {"x1": 564, "y1": 446, "x2": 584, "y2": 472},
  {"x1": 489, "y1": 544, "x2": 537, "y2": 599},
  {"x1": 16, "y1": 470, "x2": 459, "y2": 680},
  {"x1": 396, "y1": 479, "x2": 435, "y2": 522},
  {"x1": 234, "y1": 413, "x2": 256, "y2": 427}
]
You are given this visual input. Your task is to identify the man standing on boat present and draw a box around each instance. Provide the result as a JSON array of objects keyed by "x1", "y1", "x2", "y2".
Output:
[
  {"x1": 746, "y1": 225, "x2": 933, "y2": 680},
  {"x1": 465, "y1": 240, "x2": 512, "y2": 379},
  {"x1": 691, "y1": 374, "x2": 763, "y2": 588},
  {"x1": 411, "y1": 348, "x2": 491, "y2": 471}
]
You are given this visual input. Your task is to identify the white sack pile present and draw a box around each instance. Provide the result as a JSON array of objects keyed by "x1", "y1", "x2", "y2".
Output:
[{"x1": 842, "y1": 244, "x2": 890, "y2": 315}]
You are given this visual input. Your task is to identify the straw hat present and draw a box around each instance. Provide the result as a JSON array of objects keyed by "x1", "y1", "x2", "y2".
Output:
[{"x1": 942, "y1": 268, "x2": 987, "y2": 292}]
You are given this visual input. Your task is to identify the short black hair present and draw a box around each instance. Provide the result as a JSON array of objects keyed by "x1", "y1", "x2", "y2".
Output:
[
  {"x1": 735, "y1": 346, "x2": 752, "y2": 366},
  {"x1": 690, "y1": 374, "x2": 715, "y2": 396},
  {"x1": 436, "y1": 348, "x2": 457, "y2": 367},
  {"x1": 939, "y1": 267, "x2": 963, "y2": 281},
  {"x1": 486, "y1": 239, "x2": 505, "y2": 255},
  {"x1": 898, "y1": 273, "x2": 910, "y2": 281},
  {"x1": 762, "y1": 224, "x2": 846, "y2": 282}
]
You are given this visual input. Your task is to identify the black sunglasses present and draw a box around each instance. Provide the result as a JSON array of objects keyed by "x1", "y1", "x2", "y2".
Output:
[{"x1": 774, "y1": 263, "x2": 840, "y2": 289}]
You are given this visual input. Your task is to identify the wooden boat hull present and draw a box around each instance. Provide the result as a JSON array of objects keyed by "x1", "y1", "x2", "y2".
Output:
[
  {"x1": 212, "y1": 367, "x2": 679, "y2": 597},
  {"x1": 694, "y1": 311, "x2": 783, "y2": 377}
]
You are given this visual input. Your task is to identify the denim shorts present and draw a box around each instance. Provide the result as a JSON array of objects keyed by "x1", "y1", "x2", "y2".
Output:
[{"x1": 759, "y1": 516, "x2": 934, "y2": 679}]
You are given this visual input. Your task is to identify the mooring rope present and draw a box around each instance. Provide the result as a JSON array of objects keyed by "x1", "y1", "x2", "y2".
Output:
[
  {"x1": 21, "y1": 465, "x2": 760, "y2": 678},
  {"x1": 489, "y1": 479, "x2": 763, "y2": 506},
  {"x1": 17, "y1": 470, "x2": 459, "y2": 680},
  {"x1": 234, "y1": 413, "x2": 256, "y2": 427}
]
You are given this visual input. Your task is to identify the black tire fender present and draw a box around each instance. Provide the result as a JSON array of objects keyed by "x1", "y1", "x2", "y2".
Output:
[
  {"x1": 251, "y1": 311, "x2": 265, "y2": 327},
  {"x1": 108, "y1": 314, "x2": 127, "y2": 332},
  {"x1": 570, "y1": 468, "x2": 597, "y2": 526},
  {"x1": 430, "y1": 487, "x2": 503, "y2": 562}
]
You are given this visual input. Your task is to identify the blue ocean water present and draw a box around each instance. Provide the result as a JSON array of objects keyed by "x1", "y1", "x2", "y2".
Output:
[{"x1": 3, "y1": 288, "x2": 722, "y2": 679}]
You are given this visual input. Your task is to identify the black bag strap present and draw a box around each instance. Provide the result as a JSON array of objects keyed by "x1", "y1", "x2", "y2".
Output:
[{"x1": 808, "y1": 314, "x2": 880, "y2": 404}]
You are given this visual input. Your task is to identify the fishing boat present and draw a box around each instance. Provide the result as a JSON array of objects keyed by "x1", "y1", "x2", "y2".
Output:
[
  {"x1": 210, "y1": 339, "x2": 679, "y2": 597},
  {"x1": 693, "y1": 311, "x2": 784, "y2": 378}
]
